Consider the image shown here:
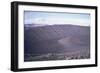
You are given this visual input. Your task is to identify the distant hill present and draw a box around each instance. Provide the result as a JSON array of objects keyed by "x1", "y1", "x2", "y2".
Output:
[{"x1": 24, "y1": 24, "x2": 90, "y2": 55}]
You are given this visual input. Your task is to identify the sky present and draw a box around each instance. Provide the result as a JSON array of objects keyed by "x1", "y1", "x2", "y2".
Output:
[{"x1": 24, "y1": 11, "x2": 90, "y2": 26}]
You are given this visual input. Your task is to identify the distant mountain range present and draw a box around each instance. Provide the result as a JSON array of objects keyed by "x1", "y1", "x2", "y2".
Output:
[
  {"x1": 24, "y1": 24, "x2": 90, "y2": 55},
  {"x1": 25, "y1": 23, "x2": 89, "y2": 28}
]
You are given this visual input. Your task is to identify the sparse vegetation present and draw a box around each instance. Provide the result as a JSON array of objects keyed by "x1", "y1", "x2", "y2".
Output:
[{"x1": 24, "y1": 49, "x2": 90, "y2": 62}]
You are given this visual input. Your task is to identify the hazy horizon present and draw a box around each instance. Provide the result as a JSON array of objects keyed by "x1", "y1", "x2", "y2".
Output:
[{"x1": 24, "y1": 11, "x2": 90, "y2": 26}]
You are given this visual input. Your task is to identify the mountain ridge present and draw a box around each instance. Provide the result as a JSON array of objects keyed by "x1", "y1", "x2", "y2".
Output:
[{"x1": 24, "y1": 24, "x2": 90, "y2": 55}]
